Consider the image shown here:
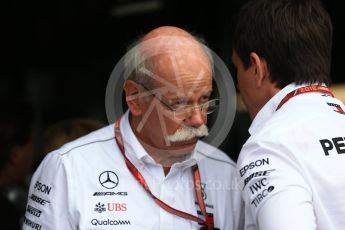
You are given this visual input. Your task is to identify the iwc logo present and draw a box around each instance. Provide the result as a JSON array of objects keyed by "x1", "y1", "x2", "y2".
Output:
[{"x1": 99, "y1": 171, "x2": 119, "y2": 189}]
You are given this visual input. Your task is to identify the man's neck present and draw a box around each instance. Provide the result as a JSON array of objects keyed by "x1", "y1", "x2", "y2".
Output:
[{"x1": 250, "y1": 84, "x2": 281, "y2": 120}]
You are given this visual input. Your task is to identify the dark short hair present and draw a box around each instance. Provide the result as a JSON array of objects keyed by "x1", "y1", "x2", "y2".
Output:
[
  {"x1": 0, "y1": 99, "x2": 35, "y2": 170},
  {"x1": 44, "y1": 118, "x2": 105, "y2": 153},
  {"x1": 232, "y1": 0, "x2": 333, "y2": 88}
]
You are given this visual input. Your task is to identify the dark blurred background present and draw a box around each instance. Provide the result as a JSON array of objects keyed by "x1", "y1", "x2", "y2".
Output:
[{"x1": 1, "y1": 0, "x2": 344, "y2": 163}]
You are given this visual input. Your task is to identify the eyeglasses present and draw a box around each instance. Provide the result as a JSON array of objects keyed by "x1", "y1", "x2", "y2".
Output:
[{"x1": 137, "y1": 83, "x2": 219, "y2": 118}]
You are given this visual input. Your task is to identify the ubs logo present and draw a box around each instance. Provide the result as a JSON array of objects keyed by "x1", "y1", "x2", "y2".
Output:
[
  {"x1": 94, "y1": 202, "x2": 106, "y2": 213},
  {"x1": 94, "y1": 202, "x2": 127, "y2": 213},
  {"x1": 99, "y1": 171, "x2": 119, "y2": 189}
]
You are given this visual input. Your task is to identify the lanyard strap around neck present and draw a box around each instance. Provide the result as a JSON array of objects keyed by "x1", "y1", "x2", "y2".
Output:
[
  {"x1": 114, "y1": 118, "x2": 214, "y2": 229},
  {"x1": 276, "y1": 85, "x2": 334, "y2": 111}
]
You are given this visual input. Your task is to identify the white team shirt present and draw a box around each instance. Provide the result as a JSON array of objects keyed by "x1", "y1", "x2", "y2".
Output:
[
  {"x1": 237, "y1": 83, "x2": 345, "y2": 230},
  {"x1": 23, "y1": 111, "x2": 244, "y2": 230}
]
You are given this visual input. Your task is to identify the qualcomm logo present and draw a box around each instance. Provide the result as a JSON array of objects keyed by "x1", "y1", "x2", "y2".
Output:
[
  {"x1": 91, "y1": 219, "x2": 131, "y2": 226},
  {"x1": 99, "y1": 171, "x2": 119, "y2": 189},
  {"x1": 94, "y1": 202, "x2": 106, "y2": 213}
]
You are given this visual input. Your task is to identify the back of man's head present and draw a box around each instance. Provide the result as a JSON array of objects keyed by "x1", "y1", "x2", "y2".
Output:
[
  {"x1": 232, "y1": 0, "x2": 333, "y2": 88},
  {"x1": 0, "y1": 99, "x2": 34, "y2": 180},
  {"x1": 44, "y1": 118, "x2": 105, "y2": 153}
]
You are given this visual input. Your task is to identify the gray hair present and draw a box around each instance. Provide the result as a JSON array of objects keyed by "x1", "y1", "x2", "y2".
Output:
[{"x1": 123, "y1": 35, "x2": 214, "y2": 88}]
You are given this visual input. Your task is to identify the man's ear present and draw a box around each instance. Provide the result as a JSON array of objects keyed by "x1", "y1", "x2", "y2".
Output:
[
  {"x1": 249, "y1": 52, "x2": 269, "y2": 88},
  {"x1": 123, "y1": 80, "x2": 144, "y2": 116}
]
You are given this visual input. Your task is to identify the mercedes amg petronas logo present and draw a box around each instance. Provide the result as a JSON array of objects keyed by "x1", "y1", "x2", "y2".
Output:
[{"x1": 99, "y1": 171, "x2": 119, "y2": 189}]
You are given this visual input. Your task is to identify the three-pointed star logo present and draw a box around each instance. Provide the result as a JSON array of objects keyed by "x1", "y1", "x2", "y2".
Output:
[{"x1": 99, "y1": 171, "x2": 119, "y2": 189}]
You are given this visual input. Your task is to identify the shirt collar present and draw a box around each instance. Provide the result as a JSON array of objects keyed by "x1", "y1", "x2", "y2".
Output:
[
  {"x1": 248, "y1": 83, "x2": 309, "y2": 135},
  {"x1": 120, "y1": 111, "x2": 198, "y2": 168}
]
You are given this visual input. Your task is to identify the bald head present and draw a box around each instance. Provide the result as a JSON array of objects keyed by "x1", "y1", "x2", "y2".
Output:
[
  {"x1": 124, "y1": 26, "x2": 213, "y2": 89},
  {"x1": 141, "y1": 26, "x2": 209, "y2": 64},
  {"x1": 142, "y1": 26, "x2": 195, "y2": 41}
]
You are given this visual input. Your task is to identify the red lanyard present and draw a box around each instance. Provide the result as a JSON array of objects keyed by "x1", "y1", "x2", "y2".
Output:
[
  {"x1": 276, "y1": 85, "x2": 334, "y2": 111},
  {"x1": 114, "y1": 118, "x2": 214, "y2": 230}
]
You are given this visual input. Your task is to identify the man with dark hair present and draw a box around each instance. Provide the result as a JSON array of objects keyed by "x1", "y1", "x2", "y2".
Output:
[
  {"x1": 0, "y1": 99, "x2": 35, "y2": 230},
  {"x1": 232, "y1": 0, "x2": 345, "y2": 229},
  {"x1": 44, "y1": 118, "x2": 105, "y2": 153}
]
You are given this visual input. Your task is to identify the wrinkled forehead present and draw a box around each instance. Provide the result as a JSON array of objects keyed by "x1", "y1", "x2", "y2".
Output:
[
  {"x1": 156, "y1": 84, "x2": 213, "y2": 101},
  {"x1": 138, "y1": 36, "x2": 213, "y2": 91},
  {"x1": 139, "y1": 67, "x2": 213, "y2": 100},
  {"x1": 139, "y1": 36, "x2": 211, "y2": 68},
  {"x1": 140, "y1": 35, "x2": 204, "y2": 53}
]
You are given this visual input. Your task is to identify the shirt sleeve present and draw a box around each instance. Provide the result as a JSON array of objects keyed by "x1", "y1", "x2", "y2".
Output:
[
  {"x1": 22, "y1": 152, "x2": 75, "y2": 230},
  {"x1": 237, "y1": 142, "x2": 316, "y2": 230}
]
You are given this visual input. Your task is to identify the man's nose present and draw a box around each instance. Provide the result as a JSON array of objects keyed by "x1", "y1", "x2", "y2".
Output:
[{"x1": 184, "y1": 108, "x2": 206, "y2": 128}]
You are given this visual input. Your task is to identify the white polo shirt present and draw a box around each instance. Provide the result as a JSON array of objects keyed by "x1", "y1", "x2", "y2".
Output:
[
  {"x1": 23, "y1": 112, "x2": 244, "y2": 230},
  {"x1": 237, "y1": 83, "x2": 345, "y2": 230}
]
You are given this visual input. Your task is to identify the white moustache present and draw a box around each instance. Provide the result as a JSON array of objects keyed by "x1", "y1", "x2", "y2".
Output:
[{"x1": 167, "y1": 125, "x2": 209, "y2": 143}]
